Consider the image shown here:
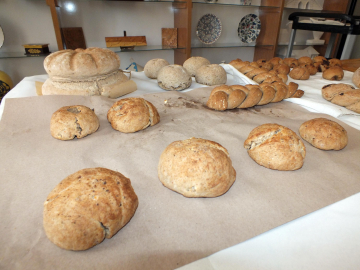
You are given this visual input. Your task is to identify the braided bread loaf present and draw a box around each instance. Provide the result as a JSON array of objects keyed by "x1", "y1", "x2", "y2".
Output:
[
  {"x1": 207, "y1": 82, "x2": 304, "y2": 111},
  {"x1": 321, "y1": 83, "x2": 360, "y2": 113}
]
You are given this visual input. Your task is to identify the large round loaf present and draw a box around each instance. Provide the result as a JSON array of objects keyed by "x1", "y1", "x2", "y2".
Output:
[
  {"x1": 158, "y1": 138, "x2": 236, "y2": 197},
  {"x1": 43, "y1": 167, "x2": 138, "y2": 251},
  {"x1": 195, "y1": 64, "x2": 227, "y2": 86},
  {"x1": 244, "y1": 123, "x2": 306, "y2": 171},
  {"x1": 157, "y1": 64, "x2": 192, "y2": 91},
  {"x1": 44, "y1": 48, "x2": 120, "y2": 79}
]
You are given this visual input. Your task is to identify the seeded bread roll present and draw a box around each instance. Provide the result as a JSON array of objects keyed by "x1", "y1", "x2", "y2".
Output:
[
  {"x1": 322, "y1": 66, "x2": 344, "y2": 81},
  {"x1": 144, "y1": 58, "x2": 170, "y2": 79},
  {"x1": 157, "y1": 64, "x2": 192, "y2": 90},
  {"x1": 321, "y1": 83, "x2": 360, "y2": 113},
  {"x1": 158, "y1": 137, "x2": 236, "y2": 197},
  {"x1": 107, "y1": 97, "x2": 160, "y2": 133},
  {"x1": 50, "y1": 105, "x2": 99, "y2": 140},
  {"x1": 195, "y1": 64, "x2": 227, "y2": 86},
  {"x1": 299, "y1": 118, "x2": 348, "y2": 150},
  {"x1": 289, "y1": 66, "x2": 310, "y2": 80},
  {"x1": 43, "y1": 167, "x2": 138, "y2": 251},
  {"x1": 183, "y1": 56, "x2": 211, "y2": 77},
  {"x1": 244, "y1": 123, "x2": 306, "y2": 171}
]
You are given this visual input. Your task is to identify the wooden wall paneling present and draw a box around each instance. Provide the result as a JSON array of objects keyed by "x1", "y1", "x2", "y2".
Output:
[
  {"x1": 46, "y1": 0, "x2": 64, "y2": 50},
  {"x1": 254, "y1": 1, "x2": 284, "y2": 61},
  {"x1": 174, "y1": 0, "x2": 192, "y2": 65}
]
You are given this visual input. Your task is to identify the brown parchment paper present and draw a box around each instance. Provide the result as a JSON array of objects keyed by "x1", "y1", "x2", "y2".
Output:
[{"x1": 1, "y1": 88, "x2": 360, "y2": 270}]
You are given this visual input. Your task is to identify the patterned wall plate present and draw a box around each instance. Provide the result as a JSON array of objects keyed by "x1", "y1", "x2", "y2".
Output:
[
  {"x1": 196, "y1": 14, "x2": 222, "y2": 45},
  {"x1": 238, "y1": 14, "x2": 261, "y2": 43}
]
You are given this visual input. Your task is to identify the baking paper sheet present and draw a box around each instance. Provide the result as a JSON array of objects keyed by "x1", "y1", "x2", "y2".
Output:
[{"x1": 1, "y1": 88, "x2": 360, "y2": 269}]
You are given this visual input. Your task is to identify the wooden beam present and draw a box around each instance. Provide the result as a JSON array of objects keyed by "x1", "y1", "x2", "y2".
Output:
[{"x1": 46, "y1": 0, "x2": 64, "y2": 50}]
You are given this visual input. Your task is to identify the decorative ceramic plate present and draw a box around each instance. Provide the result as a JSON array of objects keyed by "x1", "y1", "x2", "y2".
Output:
[
  {"x1": 0, "y1": 26, "x2": 4, "y2": 48},
  {"x1": 238, "y1": 14, "x2": 261, "y2": 43},
  {"x1": 196, "y1": 14, "x2": 222, "y2": 45}
]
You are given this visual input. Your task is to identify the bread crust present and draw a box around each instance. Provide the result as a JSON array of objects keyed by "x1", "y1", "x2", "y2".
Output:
[
  {"x1": 195, "y1": 64, "x2": 227, "y2": 86},
  {"x1": 44, "y1": 48, "x2": 120, "y2": 79},
  {"x1": 183, "y1": 56, "x2": 210, "y2": 77},
  {"x1": 244, "y1": 123, "x2": 306, "y2": 171},
  {"x1": 144, "y1": 58, "x2": 170, "y2": 79},
  {"x1": 43, "y1": 167, "x2": 138, "y2": 250},
  {"x1": 157, "y1": 65, "x2": 192, "y2": 90},
  {"x1": 42, "y1": 70, "x2": 129, "y2": 97},
  {"x1": 50, "y1": 105, "x2": 99, "y2": 140},
  {"x1": 299, "y1": 118, "x2": 348, "y2": 150},
  {"x1": 107, "y1": 97, "x2": 160, "y2": 133},
  {"x1": 158, "y1": 138, "x2": 236, "y2": 197}
]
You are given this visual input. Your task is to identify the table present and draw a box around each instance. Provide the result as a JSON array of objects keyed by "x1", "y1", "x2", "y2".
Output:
[{"x1": 1, "y1": 68, "x2": 360, "y2": 270}]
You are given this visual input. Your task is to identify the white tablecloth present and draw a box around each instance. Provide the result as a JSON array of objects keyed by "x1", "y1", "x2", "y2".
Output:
[{"x1": 1, "y1": 68, "x2": 360, "y2": 270}]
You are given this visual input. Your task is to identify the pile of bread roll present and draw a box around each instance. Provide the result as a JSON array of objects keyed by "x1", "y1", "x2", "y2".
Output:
[
  {"x1": 143, "y1": 56, "x2": 227, "y2": 91},
  {"x1": 229, "y1": 56, "x2": 344, "y2": 81},
  {"x1": 207, "y1": 81, "x2": 303, "y2": 111}
]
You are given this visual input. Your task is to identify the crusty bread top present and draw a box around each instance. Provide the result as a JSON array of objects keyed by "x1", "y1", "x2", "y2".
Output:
[
  {"x1": 158, "y1": 137, "x2": 236, "y2": 198},
  {"x1": 44, "y1": 48, "x2": 120, "y2": 79},
  {"x1": 183, "y1": 56, "x2": 210, "y2": 77},
  {"x1": 144, "y1": 58, "x2": 170, "y2": 79},
  {"x1": 299, "y1": 118, "x2": 348, "y2": 150},
  {"x1": 43, "y1": 167, "x2": 138, "y2": 250},
  {"x1": 244, "y1": 123, "x2": 306, "y2": 171},
  {"x1": 50, "y1": 105, "x2": 100, "y2": 140}
]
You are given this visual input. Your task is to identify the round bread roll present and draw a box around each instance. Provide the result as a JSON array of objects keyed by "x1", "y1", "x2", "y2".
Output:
[
  {"x1": 273, "y1": 64, "x2": 290, "y2": 75},
  {"x1": 298, "y1": 56, "x2": 313, "y2": 65},
  {"x1": 313, "y1": 56, "x2": 328, "y2": 65},
  {"x1": 283, "y1": 58, "x2": 299, "y2": 68},
  {"x1": 322, "y1": 66, "x2": 344, "y2": 81},
  {"x1": 50, "y1": 105, "x2": 99, "y2": 140},
  {"x1": 44, "y1": 48, "x2": 120, "y2": 78},
  {"x1": 352, "y1": 67, "x2": 360, "y2": 88},
  {"x1": 300, "y1": 63, "x2": 318, "y2": 75},
  {"x1": 158, "y1": 138, "x2": 236, "y2": 197},
  {"x1": 195, "y1": 64, "x2": 227, "y2": 86},
  {"x1": 183, "y1": 56, "x2": 210, "y2": 77},
  {"x1": 269, "y1": 57, "x2": 283, "y2": 66},
  {"x1": 157, "y1": 64, "x2": 192, "y2": 91},
  {"x1": 299, "y1": 118, "x2": 348, "y2": 150},
  {"x1": 43, "y1": 167, "x2": 138, "y2": 251},
  {"x1": 244, "y1": 123, "x2": 306, "y2": 171},
  {"x1": 107, "y1": 97, "x2": 160, "y2": 133},
  {"x1": 144, "y1": 58, "x2": 170, "y2": 79},
  {"x1": 289, "y1": 66, "x2": 310, "y2": 80},
  {"x1": 329, "y1": 58, "x2": 342, "y2": 67}
]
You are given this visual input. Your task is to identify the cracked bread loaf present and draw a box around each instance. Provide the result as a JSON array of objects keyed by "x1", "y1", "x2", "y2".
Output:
[
  {"x1": 50, "y1": 105, "x2": 99, "y2": 140},
  {"x1": 299, "y1": 118, "x2": 348, "y2": 150},
  {"x1": 158, "y1": 138, "x2": 236, "y2": 198},
  {"x1": 244, "y1": 123, "x2": 306, "y2": 171},
  {"x1": 42, "y1": 48, "x2": 136, "y2": 98},
  {"x1": 43, "y1": 167, "x2": 138, "y2": 250},
  {"x1": 107, "y1": 97, "x2": 160, "y2": 133}
]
